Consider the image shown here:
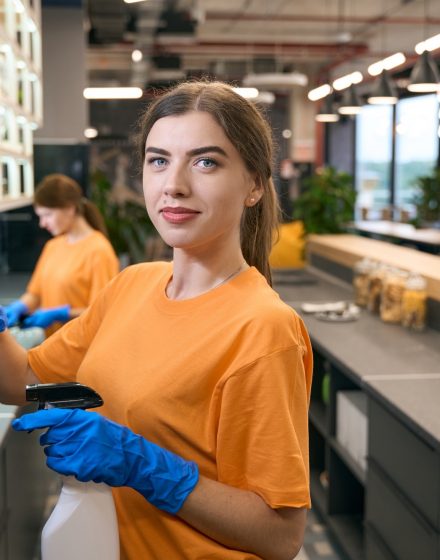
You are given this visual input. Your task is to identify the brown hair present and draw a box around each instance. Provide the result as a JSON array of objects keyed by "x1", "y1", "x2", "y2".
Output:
[
  {"x1": 34, "y1": 173, "x2": 108, "y2": 236},
  {"x1": 137, "y1": 80, "x2": 280, "y2": 285}
]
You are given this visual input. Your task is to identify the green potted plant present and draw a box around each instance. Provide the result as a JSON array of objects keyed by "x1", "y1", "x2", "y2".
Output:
[
  {"x1": 292, "y1": 166, "x2": 356, "y2": 234},
  {"x1": 410, "y1": 167, "x2": 440, "y2": 229},
  {"x1": 90, "y1": 169, "x2": 158, "y2": 264}
]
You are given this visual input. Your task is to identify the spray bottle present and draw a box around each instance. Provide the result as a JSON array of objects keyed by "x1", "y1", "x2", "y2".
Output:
[{"x1": 26, "y1": 382, "x2": 120, "y2": 560}]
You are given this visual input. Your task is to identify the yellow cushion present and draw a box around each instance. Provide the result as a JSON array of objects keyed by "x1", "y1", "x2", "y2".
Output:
[{"x1": 269, "y1": 221, "x2": 306, "y2": 269}]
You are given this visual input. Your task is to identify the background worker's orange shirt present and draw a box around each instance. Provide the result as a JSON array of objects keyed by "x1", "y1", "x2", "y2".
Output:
[
  {"x1": 28, "y1": 262, "x2": 313, "y2": 560},
  {"x1": 27, "y1": 230, "x2": 119, "y2": 334}
]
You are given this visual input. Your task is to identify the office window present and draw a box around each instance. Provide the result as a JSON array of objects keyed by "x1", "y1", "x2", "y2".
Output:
[
  {"x1": 394, "y1": 94, "x2": 439, "y2": 210},
  {"x1": 355, "y1": 105, "x2": 393, "y2": 216}
]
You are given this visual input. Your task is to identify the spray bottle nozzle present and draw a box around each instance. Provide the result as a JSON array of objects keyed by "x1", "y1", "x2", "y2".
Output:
[{"x1": 26, "y1": 382, "x2": 104, "y2": 410}]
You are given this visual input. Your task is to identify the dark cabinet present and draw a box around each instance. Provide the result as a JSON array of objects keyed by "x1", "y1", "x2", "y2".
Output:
[{"x1": 366, "y1": 398, "x2": 440, "y2": 560}]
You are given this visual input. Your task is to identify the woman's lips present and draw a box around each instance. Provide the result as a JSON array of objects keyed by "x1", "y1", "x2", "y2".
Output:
[{"x1": 161, "y1": 207, "x2": 199, "y2": 224}]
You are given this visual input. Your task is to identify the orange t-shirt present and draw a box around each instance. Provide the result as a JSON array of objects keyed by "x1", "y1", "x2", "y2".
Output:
[
  {"x1": 27, "y1": 230, "x2": 119, "y2": 335},
  {"x1": 28, "y1": 262, "x2": 313, "y2": 560}
]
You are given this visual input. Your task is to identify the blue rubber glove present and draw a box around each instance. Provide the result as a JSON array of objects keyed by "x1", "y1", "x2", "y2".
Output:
[
  {"x1": 22, "y1": 304, "x2": 70, "y2": 329},
  {"x1": 0, "y1": 306, "x2": 7, "y2": 332},
  {"x1": 13, "y1": 408, "x2": 199, "y2": 514},
  {"x1": 5, "y1": 300, "x2": 28, "y2": 327}
]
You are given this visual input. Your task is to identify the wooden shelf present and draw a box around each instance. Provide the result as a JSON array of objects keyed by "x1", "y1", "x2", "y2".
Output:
[{"x1": 307, "y1": 234, "x2": 440, "y2": 301}]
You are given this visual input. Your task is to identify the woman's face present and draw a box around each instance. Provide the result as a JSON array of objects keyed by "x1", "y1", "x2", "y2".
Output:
[
  {"x1": 34, "y1": 205, "x2": 76, "y2": 236},
  {"x1": 143, "y1": 110, "x2": 262, "y2": 254}
]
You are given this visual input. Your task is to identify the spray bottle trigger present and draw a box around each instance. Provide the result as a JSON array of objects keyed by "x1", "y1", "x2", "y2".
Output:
[{"x1": 25, "y1": 382, "x2": 104, "y2": 410}]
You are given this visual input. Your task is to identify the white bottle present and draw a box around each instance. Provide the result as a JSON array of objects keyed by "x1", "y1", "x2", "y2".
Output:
[{"x1": 41, "y1": 477, "x2": 120, "y2": 560}]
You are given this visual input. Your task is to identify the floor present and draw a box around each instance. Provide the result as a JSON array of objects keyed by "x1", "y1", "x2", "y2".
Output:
[{"x1": 299, "y1": 510, "x2": 343, "y2": 560}]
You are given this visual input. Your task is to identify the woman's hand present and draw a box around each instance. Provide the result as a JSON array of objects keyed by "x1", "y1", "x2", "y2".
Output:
[
  {"x1": 4, "y1": 300, "x2": 28, "y2": 327},
  {"x1": 22, "y1": 305, "x2": 70, "y2": 329},
  {"x1": 12, "y1": 408, "x2": 199, "y2": 514}
]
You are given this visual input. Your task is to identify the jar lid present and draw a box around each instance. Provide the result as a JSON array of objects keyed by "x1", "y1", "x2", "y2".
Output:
[
  {"x1": 405, "y1": 274, "x2": 427, "y2": 290},
  {"x1": 354, "y1": 257, "x2": 376, "y2": 273}
]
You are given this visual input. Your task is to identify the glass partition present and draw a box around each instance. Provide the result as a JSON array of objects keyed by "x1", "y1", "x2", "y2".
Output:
[
  {"x1": 355, "y1": 104, "x2": 393, "y2": 218},
  {"x1": 394, "y1": 94, "x2": 439, "y2": 212}
]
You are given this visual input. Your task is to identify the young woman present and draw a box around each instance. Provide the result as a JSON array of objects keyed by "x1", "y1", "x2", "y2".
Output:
[
  {"x1": 0, "y1": 81, "x2": 313, "y2": 560},
  {"x1": 4, "y1": 174, "x2": 119, "y2": 335}
]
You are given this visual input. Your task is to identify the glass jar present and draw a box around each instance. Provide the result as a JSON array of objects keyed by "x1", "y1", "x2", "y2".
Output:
[
  {"x1": 367, "y1": 263, "x2": 387, "y2": 314},
  {"x1": 402, "y1": 274, "x2": 427, "y2": 331},
  {"x1": 380, "y1": 268, "x2": 408, "y2": 323},
  {"x1": 353, "y1": 258, "x2": 375, "y2": 308}
]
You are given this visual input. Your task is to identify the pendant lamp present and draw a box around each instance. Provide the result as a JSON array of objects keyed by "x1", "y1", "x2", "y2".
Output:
[
  {"x1": 407, "y1": 50, "x2": 440, "y2": 92},
  {"x1": 338, "y1": 84, "x2": 362, "y2": 115},
  {"x1": 367, "y1": 70, "x2": 398, "y2": 105},
  {"x1": 315, "y1": 94, "x2": 339, "y2": 122}
]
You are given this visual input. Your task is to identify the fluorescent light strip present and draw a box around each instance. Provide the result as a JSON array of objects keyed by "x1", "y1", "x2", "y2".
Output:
[
  {"x1": 308, "y1": 84, "x2": 332, "y2": 101},
  {"x1": 332, "y1": 71, "x2": 363, "y2": 91},
  {"x1": 233, "y1": 87, "x2": 259, "y2": 99},
  {"x1": 124, "y1": 0, "x2": 147, "y2": 3},
  {"x1": 368, "y1": 52, "x2": 406, "y2": 76},
  {"x1": 83, "y1": 87, "x2": 143, "y2": 100},
  {"x1": 416, "y1": 33, "x2": 440, "y2": 55}
]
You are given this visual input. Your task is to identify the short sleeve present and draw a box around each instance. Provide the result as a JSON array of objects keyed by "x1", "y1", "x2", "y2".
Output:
[{"x1": 216, "y1": 343, "x2": 311, "y2": 509}]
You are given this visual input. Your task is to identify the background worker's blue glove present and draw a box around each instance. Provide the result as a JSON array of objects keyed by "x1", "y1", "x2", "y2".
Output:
[
  {"x1": 22, "y1": 305, "x2": 70, "y2": 329},
  {"x1": 13, "y1": 408, "x2": 199, "y2": 515},
  {"x1": 5, "y1": 300, "x2": 28, "y2": 327},
  {"x1": 0, "y1": 306, "x2": 7, "y2": 332}
]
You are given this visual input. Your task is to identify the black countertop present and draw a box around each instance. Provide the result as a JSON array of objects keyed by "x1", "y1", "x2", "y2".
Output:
[{"x1": 273, "y1": 267, "x2": 440, "y2": 449}]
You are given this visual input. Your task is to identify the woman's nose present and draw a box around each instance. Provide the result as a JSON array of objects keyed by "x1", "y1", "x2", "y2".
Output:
[{"x1": 163, "y1": 165, "x2": 191, "y2": 197}]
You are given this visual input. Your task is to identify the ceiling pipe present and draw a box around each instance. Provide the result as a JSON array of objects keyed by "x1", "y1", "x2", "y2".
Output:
[{"x1": 204, "y1": 12, "x2": 440, "y2": 26}]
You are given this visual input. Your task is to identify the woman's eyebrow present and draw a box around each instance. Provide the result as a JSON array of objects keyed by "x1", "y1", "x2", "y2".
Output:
[
  {"x1": 187, "y1": 146, "x2": 228, "y2": 157},
  {"x1": 145, "y1": 147, "x2": 170, "y2": 155},
  {"x1": 145, "y1": 146, "x2": 228, "y2": 157}
]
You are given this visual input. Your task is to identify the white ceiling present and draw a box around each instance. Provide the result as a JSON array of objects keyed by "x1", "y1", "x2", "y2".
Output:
[{"x1": 85, "y1": 0, "x2": 440, "y2": 90}]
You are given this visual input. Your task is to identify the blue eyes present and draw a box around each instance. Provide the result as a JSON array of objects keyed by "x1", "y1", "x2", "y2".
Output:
[{"x1": 146, "y1": 157, "x2": 218, "y2": 169}]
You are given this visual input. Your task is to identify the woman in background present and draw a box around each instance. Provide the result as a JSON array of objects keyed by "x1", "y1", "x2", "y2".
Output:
[
  {"x1": 5, "y1": 174, "x2": 119, "y2": 335},
  {"x1": 1, "y1": 81, "x2": 312, "y2": 559}
]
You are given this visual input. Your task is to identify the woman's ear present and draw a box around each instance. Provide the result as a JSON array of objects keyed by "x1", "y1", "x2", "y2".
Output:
[{"x1": 245, "y1": 181, "x2": 264, "y2": 207}]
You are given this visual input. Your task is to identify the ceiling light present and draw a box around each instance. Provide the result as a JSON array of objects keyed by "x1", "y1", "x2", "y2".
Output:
[
  {"x1": 315, "y1": 95, "x2": 339, "y2": 122},
  {"x1": 338, "y1": 85, "x2": 362, "y2": 115},
  {"x1": 368, "y1": 52, "x2": 406, "y2": 76},
  {"x1": 233, "y1": 87, "x2": 259, "y2": 99},
  {"x1": 254, "y1": 91, "x2": 275, "y2": 104},
  {"x1": 332, "y1": 71, "x2": 363, "y2": 91},
  {"x1": 415, "y1": 33, "x2": 440, "y2": 54},
  {"x1": 308, "y1": 84, "x2": 332, "y2": 101},
  {"x1": 83, "y1": 87, "x2": 143, "y2": 100},
  {"x1": 131, "y1": 49, "x2": 143, "y2": 63},
  {"x1": 84, "y1": 128, "x2": 98, "y2": 139},
  {"x1": 367, "y1": 71, "x2": 398, "y2": 105},
  {"x1": 123, "y1": 0, "x2": 147, "y2": 3},
  {"x1": 407, "y1": 50, "x2": 440, "y2": 92},
  {"x1": 242, "y1": 72, "x2": 308, "y2": 89}
]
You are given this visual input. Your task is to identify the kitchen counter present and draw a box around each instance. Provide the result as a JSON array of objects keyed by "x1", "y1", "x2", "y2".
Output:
[
  {"x1": 274, "y1": 266, "x2": 440, "y2": 381},
  {"x1": 364, "y1": 374, "x2": 440, "y2": 451},
  {"x1": 273, "y1": 266, "x2": 440, "y2": 446}
]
